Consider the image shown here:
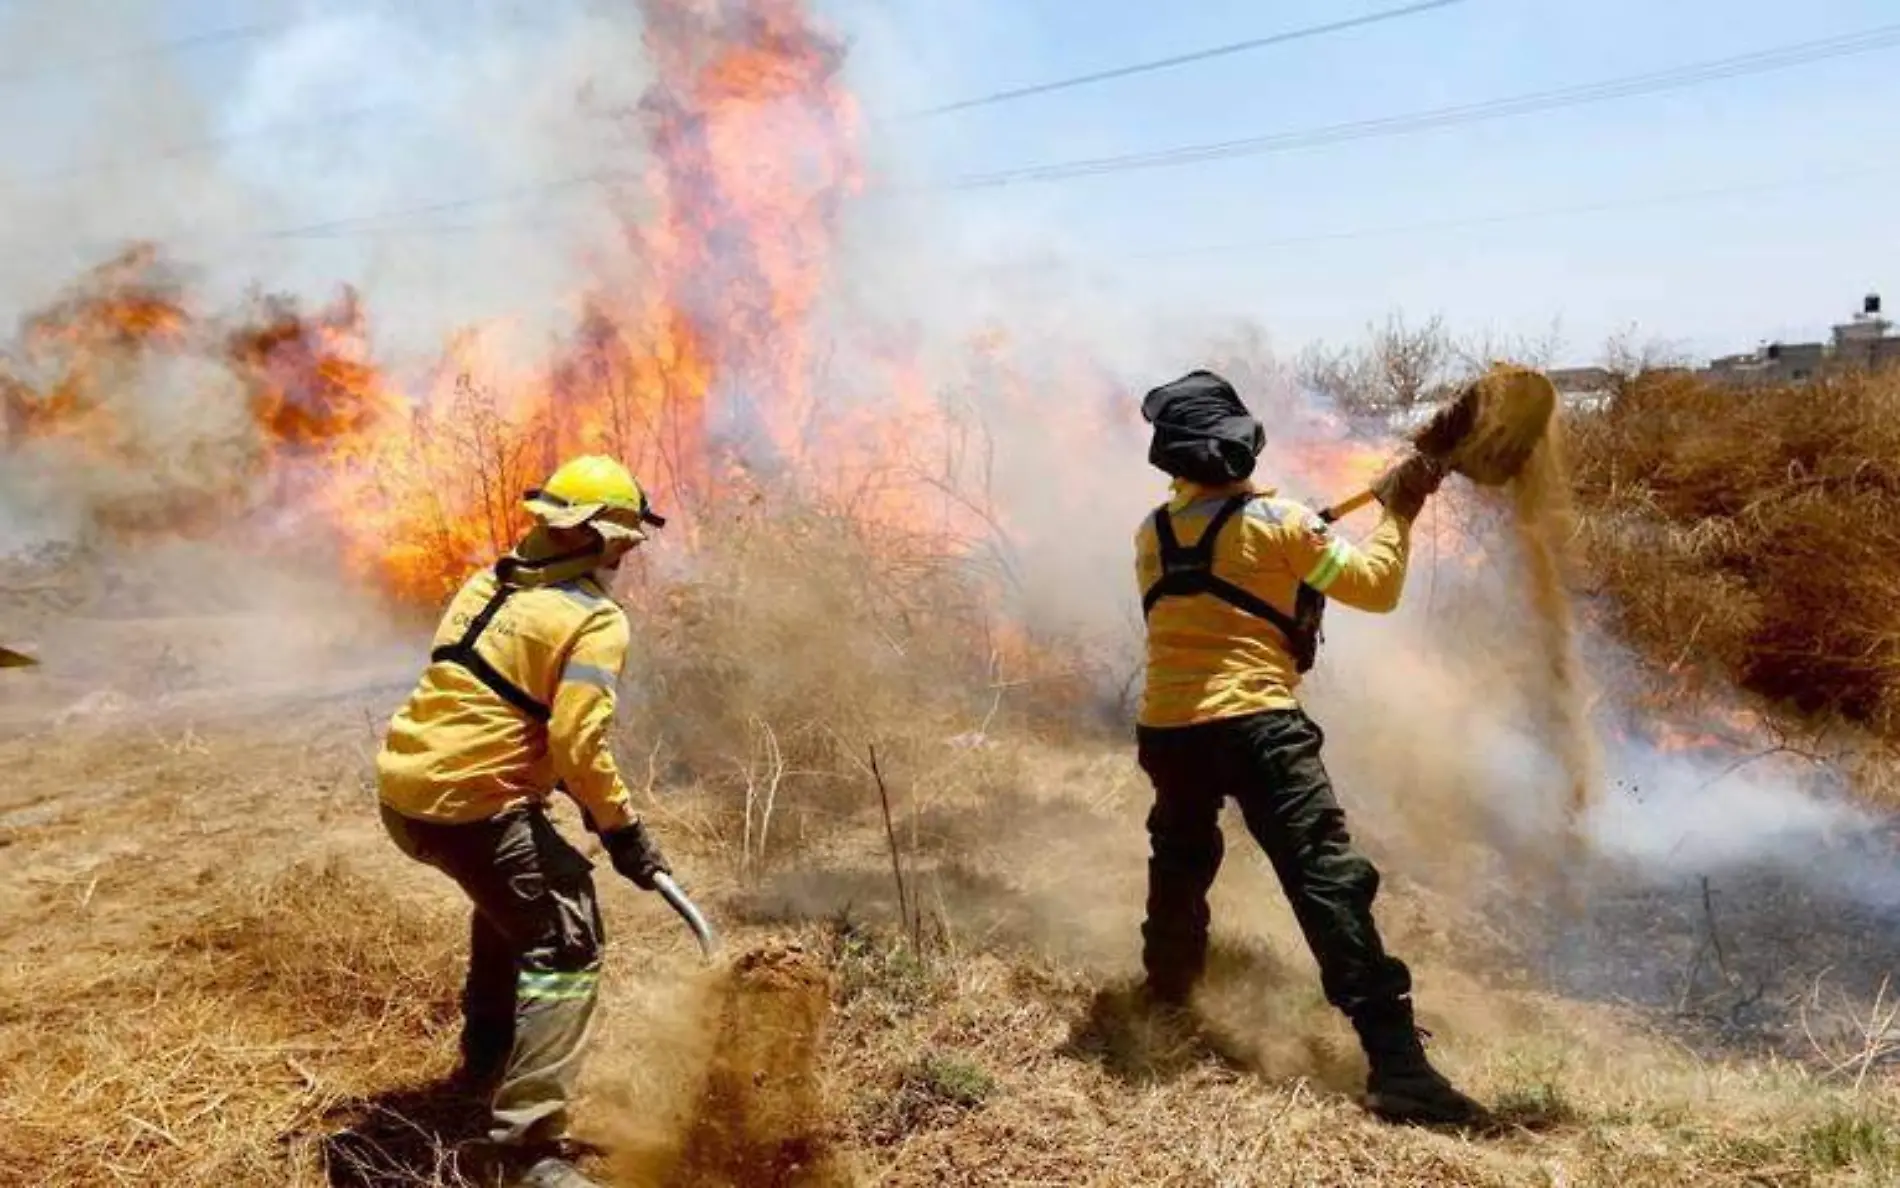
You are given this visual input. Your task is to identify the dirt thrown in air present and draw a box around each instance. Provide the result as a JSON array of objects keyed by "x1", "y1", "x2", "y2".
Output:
[
  {"x1": 609, "y1": 941, "x2": 847, "y2": 1187},
  {"x1": 1502, "y1": 419, "x2": 1602, "y2": 896}
]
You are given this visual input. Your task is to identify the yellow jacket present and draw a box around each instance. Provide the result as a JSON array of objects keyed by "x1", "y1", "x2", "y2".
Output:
[
  {"x1": 378, "y1": 535, "x2": 637, "y2": 832},
  {"x1": 1135, "y1": 480, "x2": 1412, "y2": 728}
]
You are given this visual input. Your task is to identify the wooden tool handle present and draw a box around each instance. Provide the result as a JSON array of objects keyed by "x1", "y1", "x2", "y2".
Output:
[{"x1": 1319, "y1": 488, "x2": 1377, "y2": 524}]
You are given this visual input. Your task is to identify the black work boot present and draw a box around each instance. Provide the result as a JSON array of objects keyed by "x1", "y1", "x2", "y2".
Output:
[{"x1": 1352, "y1": 1000, "x2": 1486, "y2": 1126}]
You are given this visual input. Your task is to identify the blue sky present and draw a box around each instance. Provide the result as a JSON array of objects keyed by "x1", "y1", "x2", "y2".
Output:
[
  {"x1": 7, "y1": 0, "x2": 1897, "y2": 365},
  {"x1": 857, "y1": 0, "x2": 1900, "y2": 361}
]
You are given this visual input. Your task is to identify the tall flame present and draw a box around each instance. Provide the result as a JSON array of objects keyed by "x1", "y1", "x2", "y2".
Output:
[
  {"x1": 0, "y1": 0, "x2": 884, "y2": 604},
  {"x1": 0, "y1": 0, "x2": 1450, "y2": 610}
]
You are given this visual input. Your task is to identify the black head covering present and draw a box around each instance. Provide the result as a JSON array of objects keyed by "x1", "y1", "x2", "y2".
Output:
[{"x1": 1140, "y1": 369, "x2": 1264, "y2": 484}]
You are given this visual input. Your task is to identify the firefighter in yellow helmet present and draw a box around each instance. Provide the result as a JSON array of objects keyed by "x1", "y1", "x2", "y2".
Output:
[{"x1": 377, "y1": 455, "x2": 674, "y2": 1188}]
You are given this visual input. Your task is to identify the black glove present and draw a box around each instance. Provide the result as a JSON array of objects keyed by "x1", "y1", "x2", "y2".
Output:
[
  {"x1": 1370, "y1": 451, "x2": 1445, "y2": 520},
  {"x1": 600, "y1": 820, "x2": 671, "y2": 890}
]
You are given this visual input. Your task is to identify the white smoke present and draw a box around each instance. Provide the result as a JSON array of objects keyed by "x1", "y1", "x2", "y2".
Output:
[
  {"x1": 0, "y1": 0, "x2": 1889, "y2": 933},
  {"x1": 214, "y1": 1, "x2": 657, "y2": 356},
  {"x1": 1590, "y1": 744, "x2": 1858, "y2": 872}
]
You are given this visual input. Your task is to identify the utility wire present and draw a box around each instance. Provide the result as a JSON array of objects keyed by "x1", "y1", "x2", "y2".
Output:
[
  {"x1": 913, "y1": 0, "x2": 1464, "y2": 117},
  {"x1": 232, "y1": 22, "x2": 1900, "y2": 242},
  {"x1": 1127, "y1": 166, "x2": 1893, "y2": 260},
  {"x1": 12, "y1": 21, "x2": 1896, "y2": 257},
  {"x1": 0, "y1": 20, "x2": 299, "y2": 88},
  {"x1": 0, "y1": 105, "x2": 398, "y2": 192},
  {"x1": 194, "y1": 20, "x2": 1900, "y2": 247},
  {"x1": 13, "y1": 160, "x2": 1887, "y2": 271},
  {"x1": 948, "y1": 22, "x2": 1900, "y2": 189},
  {"x1": 263, "y1": 170, "x2": 627, "y2": 240},
  {"x1": 264, "y1": 165, "x2": 1894, "y2": 251},
  {"x1": 0, "y1": 0, "x2": 581, "y2": 91}
]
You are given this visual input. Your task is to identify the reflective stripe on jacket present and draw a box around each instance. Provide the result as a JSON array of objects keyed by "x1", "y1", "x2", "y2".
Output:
[
  {"x1": 377, "y1": 564, "x2": 636, "y2": 831},
  {"x1": 1134, "y1": 479, "x2": 1412, "y2": 728}
]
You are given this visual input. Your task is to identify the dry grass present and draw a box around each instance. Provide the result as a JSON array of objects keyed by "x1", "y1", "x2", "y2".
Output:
[
  {"x1": 1569, "y1": 368, "x2": 1900, "y2": 740},
  {"x1": 619, "y1": 493, "x2": 1106, "y2": 886},
  {"x1": 2, "y1": 681, "x2": 1899, "y2": 1187},
  {"x1": 0, "y1": 857, "x2": 466, "y2": 1187},
  {"x1": 5, "y1": 477, "x2": 1900, "y2": 1186},
  {"x1": 805, "y1": 907, "x2": 1900, "y2": 1187}
]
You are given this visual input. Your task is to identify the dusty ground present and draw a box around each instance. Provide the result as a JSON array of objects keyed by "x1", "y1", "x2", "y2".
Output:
[{"x1": 2, "y1": 672, "x2": 1898, "y2": 1188}]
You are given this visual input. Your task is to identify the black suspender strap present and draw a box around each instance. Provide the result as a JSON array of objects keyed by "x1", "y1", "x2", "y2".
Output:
[
  {"x1": 1141, "y1": 494, "x2": 1324, "y2": 670},
  {"x1": 430, "y1": 572, "x2": 553, "y2": 723},
  {"x1": 1142, "y1": 496, "x2": 1252, "y2": 614}
]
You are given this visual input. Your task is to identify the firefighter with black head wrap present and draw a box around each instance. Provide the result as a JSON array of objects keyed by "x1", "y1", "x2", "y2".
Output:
[{"x1": 1132, "y1": 370, "x2": 1484, "y2": 1126}]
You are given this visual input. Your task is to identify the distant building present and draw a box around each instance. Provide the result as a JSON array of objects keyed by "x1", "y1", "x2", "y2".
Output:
[
  {"x1": 1700, "y1": 294, "x2": 1897, "y2": 387},
  {"x1": 1832, "y1": 294, "x2": 1900, "y2": 372},
  {"x1": 1547, "y1": 366, "x2": 1614, "y2": 406}
]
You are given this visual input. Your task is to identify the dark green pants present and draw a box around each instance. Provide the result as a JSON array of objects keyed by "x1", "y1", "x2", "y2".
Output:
[
  {"x1": 1137, "y1": 708, "x2": 1412, "y2": 1020},
  {"x1": 382, "y1": 802, "x2": 605, "y2": 1147}
]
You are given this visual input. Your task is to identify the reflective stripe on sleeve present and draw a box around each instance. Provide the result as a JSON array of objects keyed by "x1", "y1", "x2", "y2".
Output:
[
  {"x1": 560, "y1": 662, "x2": 620, "y2": 690},
  {"x1": 518, "y1": 969, "x2": 600, "y2": 1001},
  {"x1": 1303, "y1": 537, "x2": 1354, "y2": 592}
]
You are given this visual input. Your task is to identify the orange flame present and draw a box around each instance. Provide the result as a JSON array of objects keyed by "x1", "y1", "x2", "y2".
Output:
[
  {"x1": 226, "y1": 289, "x2": 399, "y2": 450},
  {"x1": 3, "y1": 245, "x2": 189, "y2": 456},
  {"x1": 192, "y1": 0, "x2": 875, "y2": 602},
  {"x1": 0, "y1": 0, "x2": 1370, "y2": 626}
]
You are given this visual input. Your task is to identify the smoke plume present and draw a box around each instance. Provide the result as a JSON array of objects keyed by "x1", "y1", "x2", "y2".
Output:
[{"x1": 0, "y1": 0, "x2": 1891, "y2": 1037}]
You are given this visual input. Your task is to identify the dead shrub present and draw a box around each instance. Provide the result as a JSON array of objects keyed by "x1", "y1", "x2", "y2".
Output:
[
  {"x1": 1570, "y1": 368, "x2": 1900, "y2": 735},
  {"x1": 621, "y1": 489, "x2": 1090, "y2": 876}
]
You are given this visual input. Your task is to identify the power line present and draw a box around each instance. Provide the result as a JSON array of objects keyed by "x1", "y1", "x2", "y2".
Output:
[
  {"x1": 0, "y1": 20, "x2": 299, "y2": 89},
  {"x1": 263, "y1": 170, "x2": 626, "y2": 240},
  {"x1": 912, "y1": 0, "x2": 1464, "y2": 117},
  {"x1": 1126, "y1": 166, "x2": 1894, "y2": 260},
  {"x1": 0, "y1": 105, "x2": 398, "y2": 193},
  {"x1": 948, "y1": 22, "x2": 1900, "y2": 189},
  {"x1": 12, "y1": 21, "x2": 1894, "y2": 260},
  {"x1": 0, "y1": 161, "x2": 619, "y2": 266},
  {"x1": 250, "y1": 159, "x2": 1900, "y2": 252},
  {"x1": 0, "y1": 1, "x2": 591, "y2": 92},
  {"x1": 15, "y1": 162, "x2": 1888, "y2": 273},
  {"x1": 275, "y1": 167, "x2": 1898, "y2": 253},
  {"x1": 276, "y1": 213, "x2": 592, "y2": 240}
]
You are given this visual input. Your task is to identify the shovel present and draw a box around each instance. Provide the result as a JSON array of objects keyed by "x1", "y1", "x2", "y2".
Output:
[
  {"x1": 574, "y1": 789, "x2": 720, "y2": 959},
  {"x1": 1319, "y1": 363, "x2": 1558, "y2": 522},
  {"x1": 1, "y1": 646, "x2": 38, "y2": 669},
  {"x1": 653, "y1": 871, "x2": 720, "y2": 960}
]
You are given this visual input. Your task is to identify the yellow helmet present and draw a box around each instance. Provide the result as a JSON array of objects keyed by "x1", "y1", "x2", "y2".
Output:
[{"x1": 523, "y1": 455, "x2": 666, "y2": 536}]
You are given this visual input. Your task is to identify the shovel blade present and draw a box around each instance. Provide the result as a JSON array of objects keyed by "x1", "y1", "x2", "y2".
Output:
[
  {"x1": 654, "y1": 872, "x2": 720, "y2": 960},
  {"x1": 1413, "y1": 364, "x2": 1557, "y2": 486}
]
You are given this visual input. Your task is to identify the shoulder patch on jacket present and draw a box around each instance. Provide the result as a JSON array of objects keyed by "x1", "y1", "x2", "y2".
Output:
[
  {"x1": 1242, "y1": 499, "x2": 1288, "y2": 526},
  {"x1": 552, "y1": 580, "x2": 610, "y2": 613}
]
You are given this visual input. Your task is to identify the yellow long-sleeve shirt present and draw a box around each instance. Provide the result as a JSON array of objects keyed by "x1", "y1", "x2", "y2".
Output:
[
  {"x1": 377, "y1": 562, "x2": 637, "y2": 832},
  {"x1": 1135, "y1": 480, "x2": 1412, "y2": 728}
]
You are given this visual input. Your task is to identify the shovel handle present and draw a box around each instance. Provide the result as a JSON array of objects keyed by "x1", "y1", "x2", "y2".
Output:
[
  {"x1": 1319, "y1": 488, "x2": 1377, "y2": 524},
  {"x1": 652, "y1": 872, "x2": 720, "y2": 960}
]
